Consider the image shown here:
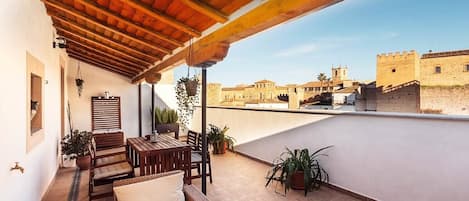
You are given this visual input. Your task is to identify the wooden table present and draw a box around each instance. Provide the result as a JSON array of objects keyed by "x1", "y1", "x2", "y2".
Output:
[{"x1": 127, "y1": 135, "x2": 191, "y2": 184}]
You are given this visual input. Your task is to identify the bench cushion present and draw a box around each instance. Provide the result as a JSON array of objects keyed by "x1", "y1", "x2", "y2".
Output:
[
  {"x1": 114, "y1": 171, "x2": 184, "y2": 201},
  {"x1": 96, "y1": 146, "x2": 126, "y2": 158},
  {"x1": 96, "y1": 153, "x2": 126, "y2": 167},
  {"x1": 94, "y1": 162, "x2": 133, "y2": 180}
]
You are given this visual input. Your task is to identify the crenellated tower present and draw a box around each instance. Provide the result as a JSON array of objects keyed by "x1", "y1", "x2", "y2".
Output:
[{"x1": 376, "y1": 50, "x2": 420, "y2": 90}]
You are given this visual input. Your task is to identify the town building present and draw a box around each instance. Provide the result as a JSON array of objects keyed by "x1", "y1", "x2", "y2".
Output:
[
  {"x1": 208, "y1": 66, "x2": 361, "y2": 109},
  {"x1": 360, "y1": 49, "x2": 469, "y2": 114}
]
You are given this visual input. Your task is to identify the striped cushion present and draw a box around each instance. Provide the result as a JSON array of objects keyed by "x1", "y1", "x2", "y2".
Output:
[
  {"x1": 96, "y1": 154, "x2": 126, "y2": 167},
  {"x1": 94, "y1": 162, "x2": 133, "y2": 180},
  {"x1": 96, "y1": 146, "x2": 126, "y2": 157}
]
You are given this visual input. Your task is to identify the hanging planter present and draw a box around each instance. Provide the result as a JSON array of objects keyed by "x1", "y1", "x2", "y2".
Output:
[
  {"x1": 183, "y1": 39, "x2": 199, "y2": 97},
  {"x1": 75, "y1": 61, "x2": 84, "y2": 97},
  {"x1": 182, "y1": 76, "x2": 199, "y2": 97}
]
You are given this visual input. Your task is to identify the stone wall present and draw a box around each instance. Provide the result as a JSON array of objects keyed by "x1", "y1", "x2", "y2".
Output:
[
  {"x1": 420, "y1": 86, "x2": 469, "y2": 115},
  {"x1": 376, "y1": 84, "x2": 420, "y2": 113},
  {"x1": 420, "y1": 55, "x2": 469, "y2": 86}
]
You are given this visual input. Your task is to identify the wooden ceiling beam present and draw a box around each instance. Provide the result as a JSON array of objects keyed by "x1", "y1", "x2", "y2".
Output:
[
  {"x1": 43, "y1": 1, "x2": 171, "y2": 54},
  {"x1": 68, "y1": 52, "x2": 136, "y2": 75},
  {"x1": 67, "y1": 41, "x2": 145, "y2": 70},
  {"x1": 122, "y1": 0, "x2": 201, "y2": 37},
  {"x1": 132, "y1": 0, "x2": 342, "y2": 83},
  {"x1": 52, "y1": 17, "x2": 161, "y2": 61},
  {"x1": 69, "y1": 55, "x2": 134, "y2": 78},
  {"x1": 61, "y1": 34, "x2": 152, "y2": 66},
  {"x1": 67, "y1": 48, "x2": 141, "y2": 73},
  {"x1": 72, "y1": 0, "x2": 183, "y2": 47},
  {"x1": 179, "y1": 0, "x2": 228, "y2": 23}
]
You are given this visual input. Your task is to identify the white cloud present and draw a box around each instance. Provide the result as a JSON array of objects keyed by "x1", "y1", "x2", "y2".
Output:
[{"x1": 274, "y1": 43, "x2": 318, "y2": 57}]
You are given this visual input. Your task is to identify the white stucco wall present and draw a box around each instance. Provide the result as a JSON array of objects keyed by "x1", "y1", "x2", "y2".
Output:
[
  {"x1": 67, "y1": 59, "x2": 177, "y2": 138},
  {"x1": 192, "y1": 107, "x2": 469, "y2": 201},
  {"x1": 0, "y1": 1, "x2": 68, "y2": 200}
]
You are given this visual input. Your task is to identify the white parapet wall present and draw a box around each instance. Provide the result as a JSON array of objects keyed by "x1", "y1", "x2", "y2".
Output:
[{"x1": 192, "y1": 107, "x2": 469, "y2": 201}]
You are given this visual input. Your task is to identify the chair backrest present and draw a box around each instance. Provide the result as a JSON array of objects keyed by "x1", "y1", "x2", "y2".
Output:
[
  {"x1": 92, "y1": 132, "x2": 124, "y2": 150},
  {"x1": 197, "y1": 134, "x2": 205, "y2": 153},
  {"x1": 187, "y1": 130, "x2": 198, "y2": 151}
]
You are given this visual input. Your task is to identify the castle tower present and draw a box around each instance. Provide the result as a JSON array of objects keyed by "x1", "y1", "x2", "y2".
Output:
[
  {"x1": 376, "y1": 50, "x2": 420, "y2": 90},
  {"x1": 332, "y1": 66, "x2": 348, "y2": 82},
  {"x1": 207, "y1": 83, "x2": 222, "y2": 105}
]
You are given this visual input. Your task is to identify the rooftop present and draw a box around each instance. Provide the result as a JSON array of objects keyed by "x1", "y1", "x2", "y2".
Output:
[{"x1": 421, "y1": 49, "x2": 469, "y2": 59}]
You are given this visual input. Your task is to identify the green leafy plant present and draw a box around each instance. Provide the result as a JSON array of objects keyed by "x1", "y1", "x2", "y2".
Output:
[
  {"x1": 154, "y1": 108, "x2": 178, "y2": 124},
  {"x1": 207, "y1": 124, "x2": 236, "y2": 154},
  {"x1": 265, "y1": 146, "x2": 332, "y2": 196},
  {"x1": 61, "y1": 130, "x2": 92, "y2": 159},
  {"x1": 176, "y1": 76, "x2": 200, "y2": 129}
]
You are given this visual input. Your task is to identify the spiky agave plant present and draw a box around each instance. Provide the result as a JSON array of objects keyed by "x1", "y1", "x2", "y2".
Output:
[{"x1": 265, "y1": 146, "x2": 332, "y2": 196}]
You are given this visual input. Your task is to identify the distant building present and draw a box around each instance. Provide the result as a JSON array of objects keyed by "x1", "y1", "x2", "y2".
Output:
[
  {"x1": 363, "y1": 49, "x2": 469, "y2": 114},
  {"x1": 207, "y1": 80, "x2": 294, "y2": 109}
]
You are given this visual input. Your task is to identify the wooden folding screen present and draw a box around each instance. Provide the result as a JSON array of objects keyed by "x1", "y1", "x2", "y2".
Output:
[{"x1": 91, "y1": 96, "x2": 121, "y2": 131}]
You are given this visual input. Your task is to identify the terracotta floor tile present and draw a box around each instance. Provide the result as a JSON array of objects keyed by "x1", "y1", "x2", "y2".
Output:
[{"x1": 43, "y1": 152, "x2": 360, "y2": 201}]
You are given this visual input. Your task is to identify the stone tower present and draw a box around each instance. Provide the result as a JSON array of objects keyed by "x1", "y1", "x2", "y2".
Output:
[
  {"x1": 207, "y1": 83, "x2": 222, "y2": 105},
  {"x1": 376, "y1": 50, "x2": 420, "y2": 90},
  {"x1": 331, "y1": 66, "x2": 348, "y2": 82}
]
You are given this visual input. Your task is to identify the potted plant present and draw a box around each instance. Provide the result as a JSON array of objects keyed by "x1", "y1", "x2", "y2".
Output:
[
  {"x1": 265, "y1": 146, "x2": 332, "y2": 196},
  {"x1": 179, "y1": 75, "x2": 199, "y2": 97},
  {"x1": 154, "y1": 107, "x2": 179, "y2": 138},
  {"x1": 61, "y1": 130, "x2": 92, "y2": 170},
  {"x1": 175, "y1": 77, "x2": 200, "y2": 133},
  {"x1": 207, "y1": 124, "x2": 236, "y2": 154}
]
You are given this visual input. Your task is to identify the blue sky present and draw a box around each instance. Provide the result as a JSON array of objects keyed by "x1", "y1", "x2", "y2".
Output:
[{"x1": 174, "y1": 0, "x2": 469, "y2": 87}]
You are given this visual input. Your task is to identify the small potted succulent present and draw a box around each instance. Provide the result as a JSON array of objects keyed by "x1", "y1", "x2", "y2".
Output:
[
  {"x1": 207, "y1": 124, "x2": 235, "y2": 154},
  {"x1": 61, "y1": 130, "x2": 92, "y2": 170},
  {"x1": 265, "y1": 146, "x2": 332, "y2": 196}
]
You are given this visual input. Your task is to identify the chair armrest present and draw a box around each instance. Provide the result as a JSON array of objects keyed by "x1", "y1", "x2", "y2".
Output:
[{"x1": 183, "y1": 185, "x2": 210, "y2": 201}]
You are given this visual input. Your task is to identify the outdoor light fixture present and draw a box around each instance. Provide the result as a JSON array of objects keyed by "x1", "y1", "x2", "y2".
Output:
[{"x1": 53, "y1": 37, "x2": 68, "y2": 48}]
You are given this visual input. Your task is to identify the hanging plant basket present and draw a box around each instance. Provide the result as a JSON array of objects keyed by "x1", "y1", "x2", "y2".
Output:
[
  {"x1": 75, "y1": 78, "x2": 84, "y2": 97},
  {"x1": 75, "y1": 62, "x2": 84, "y2": 97},
  {"x1": 184, "y1": 79, "x2": 198, "y2": 97}
]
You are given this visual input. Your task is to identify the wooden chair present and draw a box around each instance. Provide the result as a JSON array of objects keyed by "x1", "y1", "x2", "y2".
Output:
[
  {"x1": 88, "y1": 143, "x2": 134, "y2": 200},
  {"x1": 113, "y1": 170, "x2": 209, "y2": 201},
  {"x1": 187, "y1": 130, "x2": 198, "y2": 150},
  {"x1": 190, "y1": 133, "x2": 213, "y2": 183},
  {"x1": 92, "y1": 133, "x2": 126, "y2": 158}
]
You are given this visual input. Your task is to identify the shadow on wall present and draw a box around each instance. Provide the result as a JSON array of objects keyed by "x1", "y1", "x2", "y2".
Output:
[{"x1": 234, "y1": 115, "x2": 334, "y2": 164}]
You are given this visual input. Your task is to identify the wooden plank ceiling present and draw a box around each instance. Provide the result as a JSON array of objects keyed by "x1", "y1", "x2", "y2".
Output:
[{"x1": 42, "y1": 0, "x2": 251, "y2": 78}]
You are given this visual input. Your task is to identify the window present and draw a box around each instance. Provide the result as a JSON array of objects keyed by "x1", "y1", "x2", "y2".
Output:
[
  {"x1": 391, "y1": 68, "x2": 396, "y2": 73},
  {"x1": 435, "y1": 66, "x2": 441, "y2": 74},
  {"x1": 465, "y1": 64, "x2": 469, "y2": 72}
]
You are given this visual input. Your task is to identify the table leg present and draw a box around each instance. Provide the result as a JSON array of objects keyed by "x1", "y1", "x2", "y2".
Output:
[{"x1": 139, "y1": 153, "x2": 145, "y2": 176}]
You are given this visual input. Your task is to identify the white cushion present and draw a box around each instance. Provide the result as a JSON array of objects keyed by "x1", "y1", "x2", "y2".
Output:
[{"x1": 114, "y1": 171, "x2": 185, "y2": 201}]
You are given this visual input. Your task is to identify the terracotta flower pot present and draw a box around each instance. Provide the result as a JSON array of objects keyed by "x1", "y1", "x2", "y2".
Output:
[
  {"x1": 291, "y1": 171, "x2": 305, "y2": 190},
  {"x1": 76, "y1": 155, "x2": 90, "y2": 170},
  {"x1": 212, "y1": 141, "x2": 228, "y2": 154}
]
